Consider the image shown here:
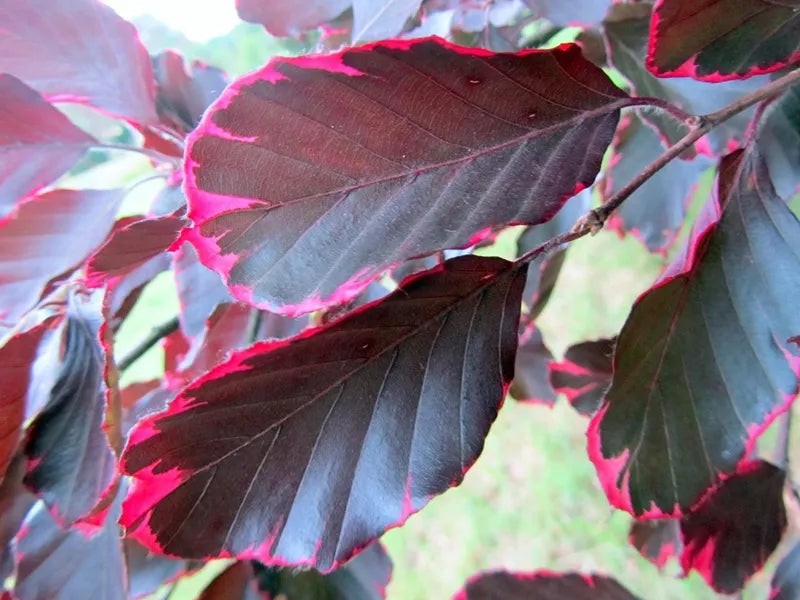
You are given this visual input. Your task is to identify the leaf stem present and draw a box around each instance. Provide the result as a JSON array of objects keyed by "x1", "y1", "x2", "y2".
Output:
[
  {"x1": 91, "y1": 142, "x2": 182, "y2": 167},
  {"x1": 117, "y1": 316, "x2": 180, "y2": 372},
  {"x1": 628, "y1": 96, "x2": 694, "y2": 123}
]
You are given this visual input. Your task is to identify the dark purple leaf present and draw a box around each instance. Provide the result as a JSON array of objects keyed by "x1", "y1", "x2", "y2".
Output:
[
  {"x1": 235, "y1": 0, "x2": 351, "y2": 36},
  {"x1": 184, "y1": 37, "x2": 629, "y2": 315},
  {"x1": 14, "y1": 490, "x2": 125, "y2": 600},
  {"x1": 125, "y1": 538, "x2": 189, "y2": 599},
  {"x1": 550, "y1": 338, "x2": 614, "y2": 416},
  {"x1": 648, "y1": 0, "x2": 800, "y2": 81},
  {"x1": 589, "y1": 150, "x2": 800, "y2": 517},
  {"x1": 86, "y1": 214, "x2": 187, "y2": 287},
  {"x1": 24, "y1": 297, "x2": 116, "y2": 526},
  {"x1": 523, "y1": 0, "x2": 612, "y2": 26},
  {"x1": 199, "y1": 562, "x2": 258, "y2": 600},
  {"x1": 0, "y1": 0, "x2": 156, "y2": 123},
  {"x1": 0, "y1": 319, "x2": 59, "y2": 482},
  {"x1": 455, "y1": 570, "x2": 639, "y2": 599},
  {"x1": 105, "y1": 253, "x2": 173, "y2": 328},
  {"x1": 679, "y1": 460, "x2": 786, "y2": 593},
  {"x1": 0, "y1": 75, "x2": 94, "y2": 216},
  {"x1": 0, "y1": 189, "x2": 123, "y2": 328},
  {"x1": 758, "y1": 82, "x2": 800, "y2": 199},
  {"x1": 153, "y1": 51, "x2": 229, "y2": 134},
  {"x1": 0, "y1": 455, "x2": 36, "y2": 582},
  {"x1": 602, "y1": 115, "x2": 708, "y2": 253},
  {"x1": 121, "y1": 255, "x2": 526, "y2": 571},
  {"x1": 771, "y1": 540, "x2": 800, "y2": 600},
  {"x1": 629, "y1": 519, "x2": 681, "y2": 568},
  {"x1": 603, "y1": 3, "x2": 767, "y2": 152},
  {"x1": 510, "y1": 326, "x2": 555, "y2": 406},
  {"x1": 352, "y1": 0, "x2": 423, "y2": 43},
  {"x1": 253, "y1": 541, "x2": 392, "y2": 599}
]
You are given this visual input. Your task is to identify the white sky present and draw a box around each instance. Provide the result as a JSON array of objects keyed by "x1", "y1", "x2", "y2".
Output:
[{"x1": 103, "y1": 0, "x2": 241, "y2": 41}]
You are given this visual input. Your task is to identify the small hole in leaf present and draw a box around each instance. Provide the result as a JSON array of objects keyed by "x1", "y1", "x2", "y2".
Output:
[{"x1": 467, "y1": 77, "x2": 481, "y2": 84}]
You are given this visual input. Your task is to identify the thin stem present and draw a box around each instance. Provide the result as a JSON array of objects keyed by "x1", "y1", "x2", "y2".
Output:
[
  {"x1": 246, "y1": 309, "x2": 263, "y2": 344},
  {"x1": 118, "y1": 316, "x2": 180, "y2": 372},
  {"x1": 775, "y1": 409, "x2": 792, "y2": 470},
  {"x1": 91, "y1": 142, "x2": 182, "y2": 166},
  {"x1": 628, "y1": 96, "x2": 694, "y2": 123}
]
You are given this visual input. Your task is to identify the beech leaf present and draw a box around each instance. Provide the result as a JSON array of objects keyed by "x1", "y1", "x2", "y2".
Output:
[
  {"x1": 235, "y1": 0, "x2": 351, "y2": 36},
  {"x1": 590, "y1": 150, "x2": 800, "y2": 517},
  {"x1": 184, "y1": 37, "x2": 629, "y2": 315},
  {"x1": 523, "y1": 0, "x2": 612, "y2": 26},
  {"x1": 352, "y1": 0, "x2": 423, "y2": 43},
  {"x1": 771, "y1": 541, "x2": 800, "y2": 600},
  {"x1": 758, "y1": 82, "x2": 800, "y2": 199},
  {"x1": 454, "y1": 570, "x2": 640, "y2": 599},
  {"x1": 550, "y1": 338, "x2": 614, "y2": 416},
  {"x1": 510, "y1": 326, "x2": 555, "y2": 406},
  {"x1": 121, "y1": 255, "x2": 526, "y2": 571},
  {"x1": 628, "y1": 519, "x2": 681, "y2": 569}
]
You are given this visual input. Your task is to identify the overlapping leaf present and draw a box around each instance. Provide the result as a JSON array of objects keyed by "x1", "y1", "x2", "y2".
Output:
[
  {"x1": 771, "y1": 541, "x2": 800, "y2": 600},
  {"x1": 0, "y1": 188, "x2": 123, "y2": 329},
  {"x1": 550, "y1": 338, "x2": 614, "y2": 416},
  {"x1": 454, "y1": 571, "x2": 639, "y2": 599},
  {"x1": 0, "y1": 455, "x2": 36, "y2": 582},
  {"x1": 629, "y1": 519, "x2": 681, "y2": 568},
  {"x1": 0, "y1": 76, "x2": 94, "y2": 216},
  {"x1": 647, "y1": 0, "x2": 800, "y2": 81},
  {"x1": 758, "y1": 82, "x2": 800, "y2": 199},
  {"x1": 510, "y1": 327, "x2": 555, "y2": 405},
  {"x1": 679, "y1": 460, "x2": 786, "y2": 593},
  {"x1": 590, "y1": 150, "x2": 800, "y2": 517},
  {"x1": 0, "y1": 0, "x2": 156, "y2": 123},
  {"x1": 173, "y1": 242, "x2": 233, "y2": 339},
  {"x1": 122, "y1": 255, "x2": 526, "y2": 571},
  {"x1": 523, "y1": 0, "x2": 612, "y2": 26},
  {"x1": 184, "y1": 37, "x2": 629, "y2": 314},
  {"x1": 125, "y1": 539, "x2": 189, "y2": 599},
  {"x1": 235, "y1": 0, "x2": 351, "y2": 36},
  {"x1": 24, "y1": 299, "x2": 116, "y2": 526},
  {"x1": 352, "y1": 0, "x2": 423, "y2": 43}
]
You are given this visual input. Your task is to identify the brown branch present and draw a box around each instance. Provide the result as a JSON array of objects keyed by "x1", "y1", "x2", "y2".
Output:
[{"x1": 117, "y1": 316, "x2": 180, "y2": 372}]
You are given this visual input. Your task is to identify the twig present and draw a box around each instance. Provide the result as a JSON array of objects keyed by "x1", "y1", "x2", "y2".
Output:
[
  {"x1": 776, "y1": 410, "x2": 792, "y2": 470},
  {"x1": 246, "y1": 309, "x2": 263, "y2": 344},
  {"x1": 117, "y1": 316, "x2": 180, "y2": 372},
  {"x1": 629, "y1": 96, "x2": 694, "y2": 123}
]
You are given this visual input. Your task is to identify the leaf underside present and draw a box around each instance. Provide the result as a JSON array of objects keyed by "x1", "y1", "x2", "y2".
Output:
[{"x1": 456, "y1": 571, "x2": 640, "y2": 599}]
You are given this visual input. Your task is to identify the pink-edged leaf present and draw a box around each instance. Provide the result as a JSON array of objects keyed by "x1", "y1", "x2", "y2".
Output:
[
  {"x1": 352, "y1": 0, "x2": 423, "y2": 43},
  {"x1": 603, "y1": 3, "x2": 767, "y2": 152},
  {"x1": 253, "y1": 541, "x2": 392, "y2": 599},
  {"x1": 153, "y1": 51, "x2": 229, "y2": 134},
  {"x1": 0, "y1": 455, "x2": 36, "y2": 582},
  {"x1": 0, "y1": 0, "x2": 156, "y2": 123},
  {"x1": 510, "y1": 326, "x2": 555, "y2": 406},
  {"x1": 121, "y1": 255, "x2": 526, "y2": 571},
  {"x1": 14, "y1": 490, "x2": 125, "y2": 600},
  {"x1": 602, "y1": 115, "x2": 708, "y2": 253},
  {"x1": 126, "y1": 538, "x2": 190, "y2": 600},
  {"x1": 454, "y1": 570, "x2": 639, "y2": 599},
  {"x1": 235, "y1": 0, "x2": 351, "y2": 36},
  {"x1": 0, "y1": 75, "x2": 94, "y2": 216},
  {"x1": 184, "y1": 37, "x2": 629, "y2": 315},
  {"x1": 589, "y1": 149, "x2": 800, "y2": 517},
  {"x1": 0, "y1": 318, "x2": 59, "y2": 483},
  {"x1": 199, "y1": 562, "x2": 257, "y2": 600},
  {"x1": 629, "y1": 519, "x2": 681, "y2": 569},
  {"x1": 105, "y1": 253, "x2": 172, "y2": 328},
  {"x1": 173, "y1": 242, "x2": 233, "y2": 339},
  {"x1": 0, "y1": 189, "x2": 124, "y2": 328},
  {"x1": 680, "y1": 460, "x2": 786, "y2": 593},
  {"x1": 550, "y1": 338, "x2": 614, "y2": 416},
  {"x1": 86, "y1": 214, "x2": 187, "y2": 287},
  {"x1": 648, "y1": 0, "x2": 800, "y2": 81},
  {"x1": 523, "y1": 0, "x2": 612, "y2": 26},
  {"x1": 24, "y1": 298, "x2": 116, "y2": 526},
  {"x1": 771, "y1": 541, "x2": 800, "y2": 600},
  {"x1": 758, "y1": 82, "x2": 800, "y2": 199}
]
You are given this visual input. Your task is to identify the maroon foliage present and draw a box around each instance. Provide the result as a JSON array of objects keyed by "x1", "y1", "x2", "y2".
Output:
[
  {"x1": 0, "y1": 455, "x2": 36, "y2": 582},
  {"x1": 590, "y1": 150, "x2": 800, "y2": 517},
  {"x1": 455, "y1": 570, "x2": 639, "y2": 599},
  {"x1": 758, "y1": 82, "x2": 800, "y2": 199},
  {"x1": 771, "y1": 541, "x2": 800, "y2": 600},
  {"x1": 523, "y1": 0, "x2": 612, "y2": 26},
  {"x1": 184, "y1": 37, "x2": 628, "y2": 314},
  {"x1": 629, "y1": 519, "x2": 681, "y2": 569},
  {"x1": 550, "y1": 338, "x2": 614, "y2": 416},
  {"x1": 511, "y1": 326, "x2": 555, "y2": 406},
  {"x1": 121, "y1": 255, "x2": 525, "y2": 571},
  {"x1": 125, "y1": 538, "x2": 189, "y2": 599},
  {"x1": 648, "y1": 0, "x2": 800, "y2": 81},
  {"x1": 0, "y1": 0, "x2": 156, "y2": 123},
  {"x1": 352, "y1": 0, "x2": 423, "y2": 43},
  {"x1": 236, "y1": 0, "x2": 351, "y2": 36}
]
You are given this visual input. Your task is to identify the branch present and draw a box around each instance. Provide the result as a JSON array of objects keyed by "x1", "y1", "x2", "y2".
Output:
[{"x1": 117, "y1": 316, "x2": 180, "y2": 372}]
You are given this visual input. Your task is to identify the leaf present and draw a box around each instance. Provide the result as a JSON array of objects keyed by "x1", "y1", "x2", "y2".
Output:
[
  {"x1": 14, "y1": 491, "x2": 126, "y2": 600},
  {"x1": 771, "y1": 541, "x2": 800, "y2": 600},
  {"x1": 454, "y1": 570, "x2": 640, "y2": 599},
  {"x1": 235, "y1": 0, "x2": 351, "y2": 36},
  {"x1": 0, "y1": 0, "x2": 156, "y2": 123},
  {"x1": 602, "y1": 115, "x2": 708, "y2": 253},
  {"x1": 184, "y1": 37, "x2": 629, "y2": 315},
  {"x1": 0, "y1": 75, "x2": 94, "y2": 217},
  {"x1": 679, "y1": 460, "x2": 786, "y2": 593},
  {"x1": 153, "y1": 51, "x2": 229, "y2": 134},
  {"x1": 510, "y1": 326, "x2": 555, "y2": 406},
  {"x1": 603, "y1": 3, "x2": 768, "y2": 152},
  {"x1": 523, "y1": 0, "x2": 612, "y2": 26},
  {"x1": 24, "y1": 297, "x2": 117, "y2": 526},
  {"x1": 199, "y1": 562, "x2": 257, "y2": 600},
  {"x1": 0, "y1": 188, "x2": 123, "y2": 338},
  {"x1": 125, "y1": 538, "x2": 189, "y2": 600},
  {"x1": 550, "y1": 338, "x2": 614, "y2": 416},
  {"x1": 121, "y1": 255, "x2": 526, "y2": 571},
  {"x1": 0, "y1": 319, "x2": 58, "y2": 482},
  {"x1": 0, "y1": 455, "x2": 36, "y2": 582},
  {"x1": 85, "y1": 214, "x2": 187, "y2": 287},
  {"x1": 647, "y1": 0, "x2": 800, "y2": 81},
  {"x1": 589, "y1": 149, "x2": 800, "y2": 517},
  {"x1": 758, "y1": 82, "x2": 800, "y2": 199},
  {"x1": 352, "y1": 0, "x2": 423, "y2": 43},
  {"x1": 628, "y1": 519, "x2": 681, "y2": 568},
  {"x1": 173, "y1": 242, "x2": 233, "y2": 340}
]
